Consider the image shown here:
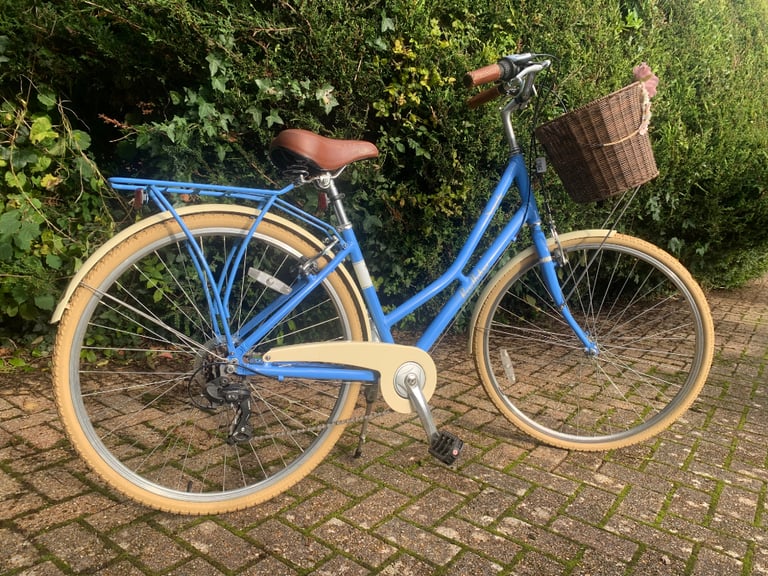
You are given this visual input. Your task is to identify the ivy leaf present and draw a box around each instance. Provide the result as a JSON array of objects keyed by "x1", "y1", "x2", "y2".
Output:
[
  {"x1": 0, "y1": 209, "x2": 21, "y2": 235},
  {"x1": 37, "y1": 91, "x2": 57, "y2": 109},
  {"x1": 13, "y1": 221, "x2": 41, "y2": 251},
  {"x1": 315, "y1": 84, "x2": 339, "y2": 114},
  {"x1": 71, "y1": 129, "x2": 92, "y2": 151},
  {"x1": 45, "y1": 253, "x2": 63, "y2": 269},
  {"x1": 266, "y1": 109, "x2": 284, "y2": 128},
  {"x1": 4, "y1": 170, "x2": 27, "y2": 190},
  {"x1": 10, "y1": 148, "x2": 38, "y2": 170},
  {"x1": 0, "y1": 239, "x2": 13, "y2": 261},
  {"x1": 135, "y1": 131, "x2": 151, "y2": 149},
  {"x1": 34, "y1": 293, "x2": 55, "y2": 311},
  {"x1": 40, "y1": 173, "x2": 62, "y2": 190},
  {"x1": 206, "y1": 53, "x2": 221, "y2": 77},
  {"x1": 29, "y1": 116, "x2": 58, "y2": 144},
  {"x1": 211, "y1": 76, "x2": 227, "y2": 93},
  {"x1": 381, "y1": 11, "x2": 395, "y2": 32},
  {"x1": 246, "y1": 105, "x2": 263, "y2": 126}
]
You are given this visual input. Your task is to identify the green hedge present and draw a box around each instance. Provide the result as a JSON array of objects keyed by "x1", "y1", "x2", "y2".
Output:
[{"x1": 1, "y1": 0, "x2": 767, "y2": 347}]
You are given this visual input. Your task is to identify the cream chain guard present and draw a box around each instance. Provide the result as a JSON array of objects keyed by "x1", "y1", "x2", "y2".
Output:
[{"x1": 263, "y1": 342, "x2": 436, "y2": 413}]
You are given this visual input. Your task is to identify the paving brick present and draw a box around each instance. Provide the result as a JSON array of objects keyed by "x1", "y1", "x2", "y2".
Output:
[
  {"x1": 462, "y1": 462, "x2": 532, "y2": 497},
  {"x1": 438, "y1": 516, "x2": 521, "y2": 565},
  {"x1": 0, "y1": 467, "x2": 22, "y2": 497},
  {"x1": 310, "y1": 460, "x2": 379, "y2": 498},
  {"x1": 456, "y1": 485, "x2": 523, "y2": 527},
  {"x1": 691, "y1": 546, "x2": 744, "y2": 575},
  {"x1": 660, "y1": 514, "x2": 750, "y2": 563},
  {"x1": 444, "y1": 550, "x2": 504, "y2": 575},
  {"x1": 361, "y1": 463, "x2": 429, "y2": 496},
  {"x1": 514, "y1": 485, "x2": 572, "y2": 526},
  {"x1": 83, "y1": 501, "x2": 147, "y2": 532},
  {"x1": 342, "y1": 486, "x2": 410, "y2": 529},
  {"x1": 181, "y1": 520, "x2": 264, "y2": 571},
  {"x1": 282, "y1": 487, "x2": 351, "y2": 529},
  {"x1": 112, "y1": 522, "x2": 191, "y2": 572},
  {"x1": 497, "y1": 515, "x2": 582, "y2": 561},
  {"x1": 507, "y1": 549, "x2": 567, "y2": 575},
  {"x1": 35, "y1": 522, "x2": 118, "y2": 573},
  {"x1": 628, "y1": 547, "x2": 688, "y2": 575},
  {"x1": 15, "y1": 493, "x2": 114, "y2": 533},
  {"x1": 1, "y1": 527, "x2": 38, "y2": 572},
  {"x1": 15, "y1": 561, "x2": 67, "y2": 576},
  {"x1": 378, "y1": 553, "x2": 435, "y2": 576},
  {"x1": 309, "y1": 554, "x2": 370, "y2": 576},
  {"x1": 0, "y1": 492, "x2": 45, "y2": 521},
  {"x1": 665, "y1": 484, "x2": 714, "y2": 524},
  {"x1": 376, "y1": 516, "x2": 461, "y2": 566},
  {"x1": 166, "y1": 557, "x2": 228, "y2": 576},
  {"x1": 551, "y1": 516, "x2": 638, "y2": 563},
  {"x1": 604, "y1": 515, "x2": 694, "y2": 561},
  {"x1": 399, "y1": 486, "x2": 466, "y2": 527},
  {"x1": 26, "y1": 467, "x2": 87, "y2": 501},
  {"x1": 250, "y1": 517, "x2": 333, "y2": 569},
  {"x1": 312, "y1": 517, "x2": 396, "y2": 568}
]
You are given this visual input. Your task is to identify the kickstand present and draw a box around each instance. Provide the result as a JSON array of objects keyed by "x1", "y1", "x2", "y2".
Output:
[{"x1": 354, "y1": 384, "x2": 378, "y2": 458}]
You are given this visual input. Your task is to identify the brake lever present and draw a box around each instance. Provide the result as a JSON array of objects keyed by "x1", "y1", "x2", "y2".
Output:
[{"x1": 513, "y1": 60, "x2": 551, "y2": 103}]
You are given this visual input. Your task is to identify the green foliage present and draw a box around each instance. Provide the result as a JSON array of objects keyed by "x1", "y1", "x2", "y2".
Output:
[
  {"x1": 0, "y1": 86, "x2": 116, "y2": 340},
  {"x1": 629, "y1": 0, "x2": 768, "y2": 286},
  {"x1": 1, "y1": 0, "x2": 768, "y2": 343}
]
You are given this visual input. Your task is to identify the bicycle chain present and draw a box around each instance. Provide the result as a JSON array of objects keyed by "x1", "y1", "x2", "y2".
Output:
[{"x1": 245, "y1": 406, "x2": 397, "y2": 443}]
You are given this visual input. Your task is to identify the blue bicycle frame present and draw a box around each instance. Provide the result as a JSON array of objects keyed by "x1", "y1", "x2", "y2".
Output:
[{"x1": 111, "y1": 148, "x2": 597, "y2": 385}]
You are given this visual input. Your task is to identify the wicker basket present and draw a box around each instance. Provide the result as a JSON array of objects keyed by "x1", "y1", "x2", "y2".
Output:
[{"x1": 534, "y1": 82, "x2": 659, "y2": 203}]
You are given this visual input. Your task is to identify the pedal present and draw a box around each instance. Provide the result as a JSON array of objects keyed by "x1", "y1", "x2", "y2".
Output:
[{"x1": 428, "y1": 431, "x2": 464, "y2": 465}]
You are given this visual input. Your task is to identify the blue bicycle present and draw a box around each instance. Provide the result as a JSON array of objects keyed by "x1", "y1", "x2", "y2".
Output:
[{"x1": 51, "y1": 54, "x2": 714, "y2": 514}]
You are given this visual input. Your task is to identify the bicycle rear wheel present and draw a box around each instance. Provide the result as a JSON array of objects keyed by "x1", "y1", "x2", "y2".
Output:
[
  {"x1": 471, "y1": 231, "x2": 714, "y2": 450},
  {"x1": 52, "y1": 207, "x2": 368, "y2": 514}
]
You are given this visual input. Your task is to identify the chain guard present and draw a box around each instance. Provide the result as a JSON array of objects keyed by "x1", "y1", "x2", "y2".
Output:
[{"x1": 263, "y1": 341, "x2": 436, "y2": 413}]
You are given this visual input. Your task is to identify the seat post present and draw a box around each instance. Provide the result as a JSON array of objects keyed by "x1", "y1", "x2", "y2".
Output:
[{"x1": 319, "y1": 175, "x2": 353, "y2": 230}]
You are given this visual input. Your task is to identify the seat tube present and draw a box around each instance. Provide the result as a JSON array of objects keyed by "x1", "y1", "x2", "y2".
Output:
[
  {"x1": 325, "y1": 177, "x2": 394, "y2": 343},
  {"x1": 343, "y1": 229, "x2": 394, "y2": 343}
]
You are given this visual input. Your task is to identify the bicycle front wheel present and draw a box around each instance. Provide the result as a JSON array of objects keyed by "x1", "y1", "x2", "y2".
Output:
[
  {"x1": 471, "y1": 231, "x2": 714, "y2": 451},
  {"x1": 52, "y1": 207, "x2": 368, "y2": 514}
]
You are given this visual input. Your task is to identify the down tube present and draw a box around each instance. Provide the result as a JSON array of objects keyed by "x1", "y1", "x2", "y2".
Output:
[{"x1": 416, "y1": 157, "x2": 531, "y2": 350}]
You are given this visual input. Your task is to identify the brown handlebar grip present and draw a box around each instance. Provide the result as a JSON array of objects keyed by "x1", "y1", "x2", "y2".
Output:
[
  {"x1": 464, "y1": 63, "x2": 502, "y2": 88},
  {"x1": 467, "y1": 85, "x2": 503, "y2": 109}
]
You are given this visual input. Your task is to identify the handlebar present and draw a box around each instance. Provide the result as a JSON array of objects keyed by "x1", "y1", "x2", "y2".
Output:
[{"x1": 464, "y1": 54, "x2": 551, "y2": 109}]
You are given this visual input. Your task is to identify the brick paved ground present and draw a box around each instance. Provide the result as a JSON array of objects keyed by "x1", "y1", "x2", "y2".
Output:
[{"x1": 1, "y1": 277, "x2": 767, "y2": 575}]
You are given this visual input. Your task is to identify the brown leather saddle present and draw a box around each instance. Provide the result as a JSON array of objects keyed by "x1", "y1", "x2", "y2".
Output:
[{"x1": 270, "y1": 129, "x2": 379, "y2": 177}]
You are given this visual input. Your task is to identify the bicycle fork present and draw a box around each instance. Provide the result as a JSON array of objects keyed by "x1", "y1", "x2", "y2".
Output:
[{"x1": 529, "y1": 222, "x2": 599, "y2": 356}]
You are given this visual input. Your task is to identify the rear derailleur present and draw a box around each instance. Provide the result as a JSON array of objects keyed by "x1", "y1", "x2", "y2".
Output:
[{"x1": 190, "y1": 371, "x2": 253, "y2": 445}]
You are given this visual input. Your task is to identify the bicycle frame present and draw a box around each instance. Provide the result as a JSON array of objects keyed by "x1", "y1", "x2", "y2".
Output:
[{"x1": 110, "y1": 147, "x2": 597, "y2": 385}]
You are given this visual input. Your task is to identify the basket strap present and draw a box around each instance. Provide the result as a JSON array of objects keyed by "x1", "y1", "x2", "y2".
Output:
[{"x1": 598, "y1": 86, "x2": 653, "y2": 148}]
